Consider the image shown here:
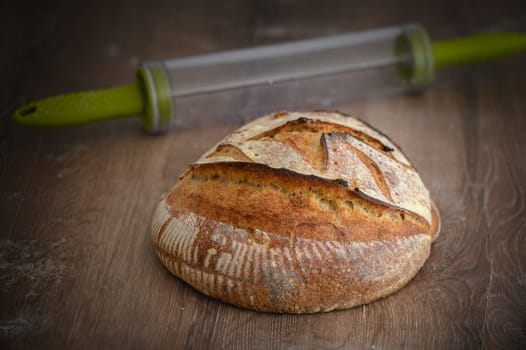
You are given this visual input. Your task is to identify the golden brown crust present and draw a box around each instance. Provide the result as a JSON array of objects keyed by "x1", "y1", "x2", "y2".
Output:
[
  {"x1": 151, "y1": 111, "x2": 440, "y2": 313},
  {"x1": 167, "y1": 162, "x2": 428, "y2": 243}
]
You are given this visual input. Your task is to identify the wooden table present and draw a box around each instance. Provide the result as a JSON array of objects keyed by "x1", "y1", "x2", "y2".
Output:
[{"x1": 2, "y1": 1, "x2": 525, "y2": 348}]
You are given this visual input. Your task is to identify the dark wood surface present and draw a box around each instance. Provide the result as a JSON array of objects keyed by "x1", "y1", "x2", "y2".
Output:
[{"x1": 1, "y1": 1, "x2": 525, "y2": 349}]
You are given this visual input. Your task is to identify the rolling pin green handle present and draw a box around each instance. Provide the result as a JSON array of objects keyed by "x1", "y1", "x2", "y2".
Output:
[
  {"x1": 13, "y1": 84, "x2": 144, "y2": 127},
  {"x1": 432, "y1": 32, "x2": 526, "y2": 69}
]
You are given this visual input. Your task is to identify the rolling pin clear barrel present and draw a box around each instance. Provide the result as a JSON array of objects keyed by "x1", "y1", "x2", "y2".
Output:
[
  {"x1": 13, "y1": 23, "x2": 526, "y2": 132},
  {"x1": 138, "y1": 23, "x2": 432, "y2": 131}
]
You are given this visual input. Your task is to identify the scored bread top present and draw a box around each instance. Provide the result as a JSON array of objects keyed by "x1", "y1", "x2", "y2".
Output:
[{"x1": 190, "y1": 111, "x2": 436, "y2": 232}]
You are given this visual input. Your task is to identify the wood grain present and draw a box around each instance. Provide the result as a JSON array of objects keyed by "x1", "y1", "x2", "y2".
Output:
[{"x1": 1, "y1": 0, "x2": 525, "y2": 349}]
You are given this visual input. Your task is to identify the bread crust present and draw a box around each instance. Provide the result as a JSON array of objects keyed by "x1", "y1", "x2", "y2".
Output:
[{"x1": 151, "y1": 111, "x2": 440, "y2": 313}]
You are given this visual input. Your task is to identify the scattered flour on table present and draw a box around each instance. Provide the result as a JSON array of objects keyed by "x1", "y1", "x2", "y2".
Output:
[
  {"x1": 0, "y1": 312, "x2": 33, "y2": 337},
  {"x1": 45, "y1": 143, "x2": 88, "y2": 179},
  {"x1": 0, "y1": 238, "x2": 67, "y2": 297},
  {"x1": 0, "y1": 238, "x2": 70, "y2": 337}
]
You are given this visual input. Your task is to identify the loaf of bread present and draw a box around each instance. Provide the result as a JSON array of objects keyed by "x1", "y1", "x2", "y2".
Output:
[{"x1": 151, "y1": 111, "x2": 440, "y2": 313}]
